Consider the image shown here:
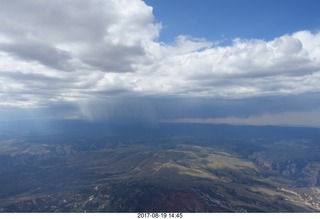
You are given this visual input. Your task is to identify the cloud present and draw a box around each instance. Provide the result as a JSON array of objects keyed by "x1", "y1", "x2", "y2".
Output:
[
  {"x1": 171, "y1": 109, "x2": 320, "y2": 128},
  {"x1": 0, "y1": 0, "x2": 160, "y2": 72},
  {"x1": 81, "y1": 43, "x2": 145, "y2": 72},
  {"x1": 0, "y1": 42, "x2": 74, "y2": 71},
  {"x1": 0, "y1": 0, "x2": 320, "y2": 125},
  {"x1": 67, "y1": 93, "x2": 320, "y2": 124}
]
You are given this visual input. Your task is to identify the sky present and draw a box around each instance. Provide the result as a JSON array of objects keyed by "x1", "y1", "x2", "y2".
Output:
[
  {"x1": 1, "y1": 0, "x2": 320, "y2": 127},
  {"x1": 146, "y1": 0, "x2": 320, "y2": 43}
]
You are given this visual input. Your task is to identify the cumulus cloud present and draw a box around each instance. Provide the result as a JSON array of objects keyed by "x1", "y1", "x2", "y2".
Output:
[
  {"x1": 0, "y1": 0, "x2": 160, "y2": 72},
  {"x1": 0, "y1": 41, "x2": 74, "y2": 71},
  {"x1": 1, "y1": 0, "x2": 320, "y2": 125}
]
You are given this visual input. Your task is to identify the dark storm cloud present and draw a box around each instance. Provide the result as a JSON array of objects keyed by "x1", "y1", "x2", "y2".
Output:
[
  {"x1": 1, "y1": 43, "x2": 74, "y2": 71},
  {"x1": 77, "y1": 92, "x2": 320, "y2": 122},
  {"x1": 0, "y1": 71, "x2": 61, "y2": 82},
  {"x1": 0, "y1": 103, "x2": 79, "y2": 122},
  {"x1": 81, "y1": 43, "x2": 145, "y2": 72}
]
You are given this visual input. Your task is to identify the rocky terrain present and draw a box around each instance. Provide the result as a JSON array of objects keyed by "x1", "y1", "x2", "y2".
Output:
[{"x1": 0, "y1": 124, "x2": 320, "y2": 212}]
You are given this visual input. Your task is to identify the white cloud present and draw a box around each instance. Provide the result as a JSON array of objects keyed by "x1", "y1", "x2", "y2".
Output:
[
  {"x1": 1, "y1": 0, "x2": 320, "y2": 124},
  {"x1": 128, "y1": 31, "x2": 320, "y2": 99},
  {"x1": 0, "y1": 0, "x2": 160, "y2": 73}
]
